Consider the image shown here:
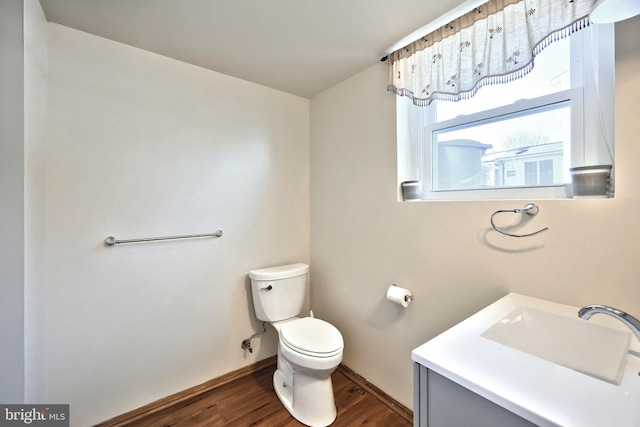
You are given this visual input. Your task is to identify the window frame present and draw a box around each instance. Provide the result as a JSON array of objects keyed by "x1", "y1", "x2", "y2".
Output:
[{"x1": 423, "y1": 88, "x2": 583, "y2": 200}]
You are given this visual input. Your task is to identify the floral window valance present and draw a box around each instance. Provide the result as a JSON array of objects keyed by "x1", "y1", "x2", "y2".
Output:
[{"x1": 387, "y1": 0, "x2": 596, "y2": 106}]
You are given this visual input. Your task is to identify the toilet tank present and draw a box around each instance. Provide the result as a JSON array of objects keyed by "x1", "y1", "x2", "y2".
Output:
[{"x1": 249, "y1": 263, "x2": 309, "y2": 322}]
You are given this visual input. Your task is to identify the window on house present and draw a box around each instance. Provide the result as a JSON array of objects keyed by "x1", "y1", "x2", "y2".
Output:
[{"x1": 394, "y1": 7, "x2": 615, "y2": 201}]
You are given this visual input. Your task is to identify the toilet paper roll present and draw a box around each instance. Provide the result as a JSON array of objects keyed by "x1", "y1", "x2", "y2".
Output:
[{"x1": 386, "y1": 285, "x2": 413, "y2": 308}]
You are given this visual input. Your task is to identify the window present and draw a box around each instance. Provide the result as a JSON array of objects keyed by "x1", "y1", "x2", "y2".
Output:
[{"x1": 397, "y1": 24, "x2": 615, "y2": 201}]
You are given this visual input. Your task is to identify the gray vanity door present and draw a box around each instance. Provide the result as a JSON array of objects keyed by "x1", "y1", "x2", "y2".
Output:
[{"x1": 414, "y1": 363, "x2": 537, "y2": 427}]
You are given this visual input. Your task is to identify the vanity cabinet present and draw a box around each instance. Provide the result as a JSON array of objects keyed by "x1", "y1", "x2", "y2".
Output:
[{"x1": 413, "y1": 363, "x2": 536, "y2": 427}]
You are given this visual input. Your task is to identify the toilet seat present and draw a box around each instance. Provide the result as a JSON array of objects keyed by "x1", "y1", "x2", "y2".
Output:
[{"x1": 280, "y1": 317, "x2": 343, "y2": 358}]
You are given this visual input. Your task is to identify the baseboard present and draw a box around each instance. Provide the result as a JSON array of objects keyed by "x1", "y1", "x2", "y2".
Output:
[
  {"x1": 95, "y1": 356, "x2": 277, "y2": 427},
  {"x1": 96, "y1": 357, "x2": 413, "y2": 426},
  {"x1": 336, "y1": 364, "x2": 413, "y2": 424}
]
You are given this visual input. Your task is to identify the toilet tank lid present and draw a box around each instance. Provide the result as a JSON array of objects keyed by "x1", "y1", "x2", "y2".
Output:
[{"x1": 249, "y1": 263, "x2": 309, "y2": 280}]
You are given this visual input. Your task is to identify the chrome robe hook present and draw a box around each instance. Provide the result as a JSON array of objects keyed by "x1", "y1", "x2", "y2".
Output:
[{"x1": 490, "y1": 203, "x2": 549, "y2": 238}]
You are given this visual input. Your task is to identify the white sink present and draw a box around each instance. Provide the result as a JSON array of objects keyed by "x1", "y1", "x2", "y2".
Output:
[{"x1": 481, "y1": 306, "x2": 631, "y2": 384}]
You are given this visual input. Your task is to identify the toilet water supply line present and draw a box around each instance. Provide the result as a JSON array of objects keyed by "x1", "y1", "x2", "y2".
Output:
[{"x1": 241, "y1": 322, "x2": 267, "y2": 353}]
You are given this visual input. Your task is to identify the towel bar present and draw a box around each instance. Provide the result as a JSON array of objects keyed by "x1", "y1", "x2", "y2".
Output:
[{"x1": 105, "y1": 229, "x2": 223, "y2": 246}]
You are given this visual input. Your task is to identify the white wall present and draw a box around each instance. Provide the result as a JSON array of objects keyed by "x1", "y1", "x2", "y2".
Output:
[
  {"x1": 24, "y1": 0, "x2": 49, "y2": 404},
  {"x1": 309, "y1": 16, "x2": 640, "y2": 408},
  {"x1": 0, "y1": 0, "x2": 48, "y2": 405},
  {"x1": 45, "y1": 24, "x2": 309, "y2": 426},
  {"x1": 0, "y1": 0, "x2": 26, "y2": 403}
]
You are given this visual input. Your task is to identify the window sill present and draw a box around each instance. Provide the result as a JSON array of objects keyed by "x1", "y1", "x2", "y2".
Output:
[{"x1": 399, "y1": 184, "x2": 614, "y2": 202}]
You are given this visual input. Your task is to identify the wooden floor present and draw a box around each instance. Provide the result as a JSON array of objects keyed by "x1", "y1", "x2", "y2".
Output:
[{"x1": 119, "y1": 364, "x2": 412, "y2": 426}]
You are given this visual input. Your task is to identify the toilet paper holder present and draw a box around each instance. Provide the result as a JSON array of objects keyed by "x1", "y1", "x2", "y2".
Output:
[
  {"x1": 392, "y1": 284, "x2": 414, "y2": 302},
  {"x1": 388, "y1": 284, "x2": 414, "y2": 306}
]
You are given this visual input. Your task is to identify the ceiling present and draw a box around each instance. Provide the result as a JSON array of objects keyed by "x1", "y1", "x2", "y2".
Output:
[{"x1": 39, "y1": 0, "x2": 466, "y2": 98}]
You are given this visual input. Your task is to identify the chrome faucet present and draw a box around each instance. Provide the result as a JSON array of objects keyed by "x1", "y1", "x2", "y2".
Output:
[{"x1": 578, "y1": 304, "x2": 640, "y2": 342}]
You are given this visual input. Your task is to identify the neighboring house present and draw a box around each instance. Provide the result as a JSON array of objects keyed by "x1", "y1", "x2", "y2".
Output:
[{"x1": 482, "y1": 141, "x2": 564, "y2": 188}]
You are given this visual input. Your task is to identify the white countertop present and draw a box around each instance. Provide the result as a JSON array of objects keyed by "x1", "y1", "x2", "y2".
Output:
[{"x1": 412, "y1": 293, "x2": 640, "y2": 427}]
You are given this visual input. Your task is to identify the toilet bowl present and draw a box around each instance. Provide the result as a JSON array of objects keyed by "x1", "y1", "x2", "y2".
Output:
[
  {"x1": 249, "y1": 264, "x2": 344, "y2": 427},
  {"x1": 272, "y1": 317, "x2": 343, "y2": 426}
]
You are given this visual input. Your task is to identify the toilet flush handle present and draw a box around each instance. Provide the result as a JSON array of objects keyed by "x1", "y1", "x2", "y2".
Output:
[{"x1": 261, "y1": 284, "x2": 273, "y2": 291}]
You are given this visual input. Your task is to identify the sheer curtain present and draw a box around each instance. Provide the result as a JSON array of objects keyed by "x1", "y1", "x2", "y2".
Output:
[{"x1": 387, "y1": 0, "x2": 595, "y2": 106}]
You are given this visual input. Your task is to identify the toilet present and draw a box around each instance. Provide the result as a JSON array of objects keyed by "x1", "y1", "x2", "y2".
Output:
[{"x1": 249, "y1": 263, "x2": 344, "y2": 427}]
